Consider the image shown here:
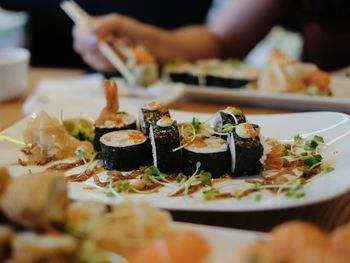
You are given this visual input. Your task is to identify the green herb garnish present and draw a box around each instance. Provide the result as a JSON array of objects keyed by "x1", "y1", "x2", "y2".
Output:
[
  {"x1": 293, "y1": 134, "x2": 303, "y2": 143},
  {"x1": 254, "y1": 193, "x2": 262, "y2": 202},
  {"x1": 203, "y1": 188, "x2": 220, "y2": 201},
  {"x1": 304, "y1": 135, "x2": 324, "y2": 150},
  {"x1": 304, "y1": 154, "x2": 323, "y2": 166},
  {"x1": 285, "y1": 187, "x2": 305, "y2": 199},
  {"x1": 191, "y1": 117, "x2": 202, "y2": 133},
  {"x1": 222, "y1": 123, "x2": 235, "y2": 133}
]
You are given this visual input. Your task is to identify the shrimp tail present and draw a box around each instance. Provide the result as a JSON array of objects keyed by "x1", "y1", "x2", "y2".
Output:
[{"x1": 104, "y1": 79, "x2": 119, "y2": 112}]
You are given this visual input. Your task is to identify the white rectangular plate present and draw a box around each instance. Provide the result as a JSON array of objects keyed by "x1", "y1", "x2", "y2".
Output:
[
  {"x1": 184, "y1": 76, "x2": 350, "y2": 113},
  {"x1": 1, "y1": 100, "x2": 350, "y2": 212}
]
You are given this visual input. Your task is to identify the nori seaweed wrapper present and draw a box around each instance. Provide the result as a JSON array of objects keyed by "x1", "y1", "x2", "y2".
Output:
[
  {"x1": 94, "y1": 112, "x2": 137, "y2": 151},
  {"x1": 150, "y1": 124, "x2": 182, "y2": 173},
  {"x1": 227, "y1": 125, "x2": 264, "y2": 176},
  {"x1": 183, "y1": 149, "x2": 230, "y2": 178},
  {"x1": 169, "y1": 72, "x2": 189, "y2": 83},
  {"x1": 139, "y1": 108, "x2": 171, "y2": 135},
  {"x1": 213, "y1": 109, "x2": 247, "y2": 135},
  {"x1": 101, "y1": 134, "x2": 151, "y2": 171},
  {"x1": 206, "y1": 76, "x2": 250, "y2": 88}
]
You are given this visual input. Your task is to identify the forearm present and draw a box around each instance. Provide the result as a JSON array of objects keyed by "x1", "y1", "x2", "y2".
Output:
[{"x1": 132, "y1": 23, "x2": 221, "y2": 64}]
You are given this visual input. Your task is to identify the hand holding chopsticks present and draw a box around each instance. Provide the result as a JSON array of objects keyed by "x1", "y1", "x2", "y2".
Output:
[{"x1": 60, "y1": 1, "x2": 136, "y2": 84}]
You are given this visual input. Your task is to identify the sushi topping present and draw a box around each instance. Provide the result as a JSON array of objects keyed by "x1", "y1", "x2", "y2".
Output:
[
  {"x1": 235, "y1": 123, "x2": 260, "y2": 139},
  {"x1": 101, "y1": 130, "x2": 146, "y2": 147},
  {"x1": 186, "y1": 136, "x2": 228, "y2": 153},
  {"x1": 226, "y1": 106, "x2": 243, "y2": 116},
  {"x1": 191, "y1": 137, "x2": 207, "y2": 148},
  {"x1": 128, "y1": 131, "x2": 146, "y2": 144},
  {"x1": 157, "y1": 116, "x2": 174, "y2": 127},
  {"x1": 95, "y1": 80, "x2": 120, "y2": 126},
  {"x1": 147, "y1": 101, "x2": 168, "y2": 113}
]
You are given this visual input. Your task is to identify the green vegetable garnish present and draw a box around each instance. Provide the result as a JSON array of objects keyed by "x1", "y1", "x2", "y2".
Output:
[
  {"x1": 63, "y1": 118, "x2": 94, "y2": 143},
  {"x1": 254, "y1": 193, "x2": 262, "y2": 202},
  {"x1": 222, "y1": 123, "x2": 235, "y2": 133},
  {"x1": 191, "y1": 117, "x2": 202, "y2": 133},
  {"x1": 171, "y1": 162, "x2": 212, "y2": 196},
  {"x1": 117, "y1": 180, "x2": 132, "y2": 193},
  {"x1": 203, "y1": 188, "x2": 220, "y2": 201},
  {"x1": 304, "y1": 135, "x2": 324, "y2": 150},
  {"x1": 293, "y1": 134, "x2": 303, "y2": 143},
  {"x1": 306, "y1": 84, "x2": 320, "y2": 96},
  {"x1": 304, "y1": 154, "x2": 323, "y2": 166},
  {"x1": 285, "y1": 187, "x2": 305, "y2": 199}
]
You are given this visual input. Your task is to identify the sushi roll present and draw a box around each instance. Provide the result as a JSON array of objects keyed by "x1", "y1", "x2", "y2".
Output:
[
  {"x1": 227, "y1": 123, "x2": 264, "y2": 176},
  {"x1": 183, "y1": 136, "x2": 230, "y2": 178},
  {"x1": 206, "y1": 59, "x2": 259, "y2": 88},
  {"x1": 100, "y1": 130, "x2": 151, "y2": 171},
  {"x1": 94, "y1": 80, "x2": 137, "y2": 151},
  {"x1": 187, "y1": 59, "x2": 220, "y2": 86},
  {"x1": 94, "y1": 112, "x2": 137, "y2": 151},
  {"x1": 213, "y1": 107, "x2": 247, "y2": 133},
  {"x1": 138, "y1": 102, "x2": 171, "y2": 136},
  {"x1": 163, "y1": 60, "x2": 191, "y2": 83},
  {"x1": 125, "y1": 46, "x2": 159, "y2": 86},
  {"x1": 149, "y1": 117, "x2": 182, "y2": 173}
]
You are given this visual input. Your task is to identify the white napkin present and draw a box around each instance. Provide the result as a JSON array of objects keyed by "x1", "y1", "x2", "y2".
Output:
[
  {"x1": 23, "y1": 74, "x2": 104, "y2": 114},
  {"x1": 23, "y1": 74, "x2": 185, "y2": 115}
]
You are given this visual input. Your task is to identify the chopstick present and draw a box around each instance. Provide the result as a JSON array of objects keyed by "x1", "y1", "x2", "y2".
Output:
[{"x1": 60, "y1": 1, "x2": 136, "y2": 84}]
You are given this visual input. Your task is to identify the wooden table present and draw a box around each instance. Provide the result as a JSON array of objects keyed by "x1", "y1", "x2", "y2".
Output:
[{"x1": 1, "y1": 67, "x2": 349, "y2": 232}]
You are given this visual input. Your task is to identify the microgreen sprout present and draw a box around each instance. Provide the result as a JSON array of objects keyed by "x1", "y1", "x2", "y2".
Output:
[
  {"x1": 171, "y1": 162, "x2": 212, "y2": 196},
  {"x1": 222, "y1": 123, "x2": 236, "y2": 133},
  {"x1": 191, "y1": 117, "x2": 202, "y2": 133},
  {"x1": 203, "y1": 188, "x2": 220, "y2": 201}
]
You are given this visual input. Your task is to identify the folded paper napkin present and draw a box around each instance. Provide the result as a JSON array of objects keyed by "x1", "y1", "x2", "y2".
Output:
[{"x1": 23, "y1": 74, "x2": 185, "y2": 115}]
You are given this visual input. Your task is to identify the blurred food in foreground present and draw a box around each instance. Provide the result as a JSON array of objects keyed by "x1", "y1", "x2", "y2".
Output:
[
  {"x1": 0, "y1": 168, "x2": 211, "y2": 263},
  {"x1": 257, "y1": 50, "x2": 331, "y2": 96},
  {"x1": 232, "y1": 221, "x2": 350, "y2": 263}
]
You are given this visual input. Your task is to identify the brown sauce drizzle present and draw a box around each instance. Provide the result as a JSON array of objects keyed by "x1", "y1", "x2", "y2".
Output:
[
  {"x1": 47, "y1": 160, "x2": 83, "y2": 171},
  {"x1": 67, "y1": 166, "x2": 104, "y2": 182}
]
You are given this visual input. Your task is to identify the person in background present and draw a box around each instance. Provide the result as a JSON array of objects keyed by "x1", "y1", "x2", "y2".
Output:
[
  {"x1": 73, "y1": 0, "x2": 350, "y2": 72},
  {"x1": 0, "y1": 0, "x2": 212, "y2": 67}
]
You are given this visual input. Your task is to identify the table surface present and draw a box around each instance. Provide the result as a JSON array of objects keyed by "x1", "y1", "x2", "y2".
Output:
[{"x1": 0, "y1": 67, "x2": 349, "y2": 231}]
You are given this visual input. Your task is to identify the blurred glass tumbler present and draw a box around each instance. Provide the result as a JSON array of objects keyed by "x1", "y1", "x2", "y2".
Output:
[{"x1": 0, "y1": 48, "x2": 30, "y2": 101}]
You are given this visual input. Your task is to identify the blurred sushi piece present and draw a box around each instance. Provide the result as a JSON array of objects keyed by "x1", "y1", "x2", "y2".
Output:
[
  {"x1": 187, "y1": 59, "x2": 220, "y2": 86},
  {"x1": 183, "y1": 136, "x2": 230, "y2": 178},
  {"x1": 206, "y1": 59, "x2": 258, "y2": 88},
  {"x1": 130, "y1": 231, "x2": 211, "y2": 263},
  {"x1": 227, "y1": 123, "x2": 264, "y2": 176},
  {"x1": 138, "y1": 102, "x2": 171, "y2": 136},
  {"x1": 150, "y1": 117, "x2": 182, "y2": 173},
  {"x1": 125, "y1": 46, "x2": 159, "y2": 87},
  {"x1": 94, "y1": 80, "x2": 137, "y2": 151},
  {"x1": 0, "y1": 167, "x2": 10, "y2": 197},
  {"x1": 100, "y1": 130, "x2": 151, "y2": 171},
  {"x1": 0, "y1": 172, "x2": 68, "y2": 229},
  {"x1": 67, "y1": 201, "x2": 108, "y2": 236},
  {"x1": 213, "y1": 107, "x2": 247, "y2": 133},
  {"x1": 162, "y1": 59, "x2": 191, "y2": 83},
  {"x1": 0, "y1": 225, "x2": 13, "y2": 261},
  {"x1": 12, "y1": 232, "x2": 78, "y2": 263}
]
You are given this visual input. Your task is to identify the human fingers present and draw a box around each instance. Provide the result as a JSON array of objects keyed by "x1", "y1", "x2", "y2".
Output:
[
  {"x1": 72, "y1": 24, "x2": 99, "y2": 55},
  {"x1": 81, "y1": 50, "x2": 115, "y2": 73}
]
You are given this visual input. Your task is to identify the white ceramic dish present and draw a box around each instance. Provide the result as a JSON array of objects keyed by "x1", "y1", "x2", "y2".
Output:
[
  {"x1": 0, "y1": 47, "x2": 30, "y2": 101},
  {"x1": 184, "y1": 76, "x2": 350, "y2": 113},
  {"x1": 1, "y1": 102, "x2": 350, "y2": 212},
  {"x1": 23, "y1": 76, "x2": 185, "y2": 115}
]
